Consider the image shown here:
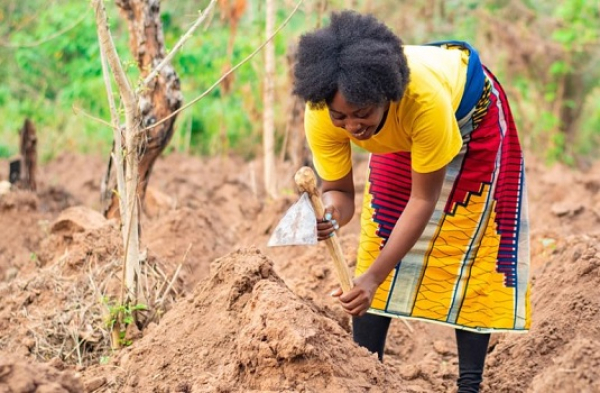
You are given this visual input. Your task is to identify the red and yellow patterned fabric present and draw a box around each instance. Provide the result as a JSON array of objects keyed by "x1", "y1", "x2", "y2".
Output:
[{"x1": 357, "y1": 69, "x2": 530, "y2": 332}]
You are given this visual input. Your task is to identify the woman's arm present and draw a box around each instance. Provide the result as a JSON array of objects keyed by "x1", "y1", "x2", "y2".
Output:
[
  {"x1": 337, "y1": 166, "x2": 447, "y2": 316},
  {"x1": 317, "y1": 169, "x2": 355, "y2": 240},
  {"x1": 322, "y1": 168, "x2": 355, "y2": 225}
]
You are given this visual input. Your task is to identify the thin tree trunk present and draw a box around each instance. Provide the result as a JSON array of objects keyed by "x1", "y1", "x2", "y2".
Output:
[
  {"x1": 94, "y1": 0, "x2": 141, "y2": 308},
  {"x1": 263, "y1": 0, "x2": 277, "y2": 198},
  {"x1": 104, "y1": 0, "x2": 182, "y2": 219},
  {"x1": 559, "y1": 72, "x2": 587, "y2": 155}
]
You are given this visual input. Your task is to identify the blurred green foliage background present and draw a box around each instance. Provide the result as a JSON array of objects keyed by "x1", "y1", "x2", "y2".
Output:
[{"x1": 0, "y1": 0, "x2": 599, "y2": 166}]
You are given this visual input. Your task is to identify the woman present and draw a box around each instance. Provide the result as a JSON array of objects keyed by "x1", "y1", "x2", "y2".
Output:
[{"x1": 293, "y1": 10, "x2": 530, "y2": 393}]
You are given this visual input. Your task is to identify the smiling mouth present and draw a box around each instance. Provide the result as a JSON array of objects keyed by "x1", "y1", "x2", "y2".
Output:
[{"x1": 352, "y1": 129, "x2": 371, "y2": 139}]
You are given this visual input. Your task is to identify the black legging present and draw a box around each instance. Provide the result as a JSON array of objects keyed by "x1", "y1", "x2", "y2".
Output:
[{"x1": 353, "y1": 313, "x2": 491, "y2": 393}]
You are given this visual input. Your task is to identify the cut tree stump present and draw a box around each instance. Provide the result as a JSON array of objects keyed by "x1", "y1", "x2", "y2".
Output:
[{"x1": 8, "y1": 119, "x2": 37, "y2": 191}]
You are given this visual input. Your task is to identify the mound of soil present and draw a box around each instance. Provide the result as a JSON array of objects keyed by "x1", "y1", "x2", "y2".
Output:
[
  {"x1": 82, "y1": 248, "x2": 427, "y2": 393},
  {"x1": 1, "y1": 152, "x2": 600, "y2": 392},
  {"x1": 485, "y1": 234, "x2": 600, "y2": 392}
]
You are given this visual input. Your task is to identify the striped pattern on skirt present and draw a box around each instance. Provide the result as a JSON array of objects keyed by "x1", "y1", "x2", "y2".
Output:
[{"x1": 356, "y1": 68, "x2": 530, "y2": 333}]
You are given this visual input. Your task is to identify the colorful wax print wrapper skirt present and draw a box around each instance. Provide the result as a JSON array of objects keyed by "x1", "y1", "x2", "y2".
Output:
[{"x1": 357, "y1": 69, "x2": 531, "y2": 333}]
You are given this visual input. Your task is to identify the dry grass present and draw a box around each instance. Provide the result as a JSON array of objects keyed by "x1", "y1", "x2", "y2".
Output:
[{"x1": 5, "y1": 246, "x2": 183, "y2": 367}]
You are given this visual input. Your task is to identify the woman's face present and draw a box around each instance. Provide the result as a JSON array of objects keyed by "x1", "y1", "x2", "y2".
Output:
[{"x1": 327, "y1": 91, "x2": 389, "y2": 140}]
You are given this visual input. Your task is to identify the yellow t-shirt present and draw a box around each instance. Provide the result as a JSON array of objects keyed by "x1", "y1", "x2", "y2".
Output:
[{"x1": 305, "y1": 45, "x2": 469, "y2": 181}]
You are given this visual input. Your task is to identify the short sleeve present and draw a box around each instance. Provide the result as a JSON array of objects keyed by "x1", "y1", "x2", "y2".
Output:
[{"x1": 304, "y1": 105, "x2": 352, "y2": 181}]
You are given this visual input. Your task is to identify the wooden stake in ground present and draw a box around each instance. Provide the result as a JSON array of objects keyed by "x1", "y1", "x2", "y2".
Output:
[
  {"x1": 19, "y1": 119, "x2": 37, "y2": 191},
  {"x1": 9, "y1": 119, "x2": 37, "y2": 191}
]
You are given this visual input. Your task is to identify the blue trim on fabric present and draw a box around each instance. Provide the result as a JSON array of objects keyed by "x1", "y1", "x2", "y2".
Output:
[
  {"x1": 385, "y1": 263, "x2": 403, "y2": 313},
  {"x1": 424, "y1": 40, "x2": 486, "y2": 120},
  {"x1": 512, "y1": 163, "x2": 525, "y2": 328},
  {"x1": 368, "y1": 309, "x2": 530, "y2": 334},
  {"x1": 445, "y1": 156, "x2": 498, "y2": 324}
]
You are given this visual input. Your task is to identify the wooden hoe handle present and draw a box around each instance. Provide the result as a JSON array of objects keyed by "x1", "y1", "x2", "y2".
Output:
[{"x1": 295, "y1": 166, "x2": 354, "y2": 293}]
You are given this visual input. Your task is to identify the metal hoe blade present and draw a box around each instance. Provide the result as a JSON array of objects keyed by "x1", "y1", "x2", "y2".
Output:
[{"x1": 267, "y1": 192, "x2": 317, "y2": 247}]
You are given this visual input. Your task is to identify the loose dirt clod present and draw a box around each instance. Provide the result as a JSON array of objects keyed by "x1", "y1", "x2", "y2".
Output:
[{"x1": 0, "y1": 355, "x2": 84, "y2": 393}]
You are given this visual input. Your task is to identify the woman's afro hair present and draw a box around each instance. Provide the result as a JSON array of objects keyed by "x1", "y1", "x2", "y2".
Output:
[{"x1": 293, "y1": 10, "x2": 410, "y2": 109}]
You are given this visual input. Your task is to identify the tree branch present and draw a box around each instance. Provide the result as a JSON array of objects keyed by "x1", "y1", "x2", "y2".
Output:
[
  {"x1": 72, "y1": 105, "x2": 114, "y2": 128},
  {"x1": 93, "y1": 0, "x2": 136, "y2": 110},
  {"x1": 138, "y1": 0, "x2": 218, "y2": 91},
  {"x1": 139, "y1": 0, "x2": 305, "y2": 134},
  {"x1": 99, "y1": 42, "x2": 128, "y2": 220}
]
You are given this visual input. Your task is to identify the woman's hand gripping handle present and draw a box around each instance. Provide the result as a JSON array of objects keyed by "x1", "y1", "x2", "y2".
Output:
[{"x1": 294, "y1": 167, "x2": 354, "y2": 293}]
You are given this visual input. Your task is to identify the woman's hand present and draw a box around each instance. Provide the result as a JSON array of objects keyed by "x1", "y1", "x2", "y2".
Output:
[
  {"x1": 317, "y1": 171, "x2": 354, "y2": 240},
  {"x1": 331, "y1": 271, "x2": 380, "y2": 316},
  {"x1": 316, "y1": 207, "x2": 341, "y2": 241}
]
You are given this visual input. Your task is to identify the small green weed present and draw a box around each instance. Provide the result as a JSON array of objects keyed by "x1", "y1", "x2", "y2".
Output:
[{"x1": 103, "y1": 297, "x2": 148, "y2": 347}]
